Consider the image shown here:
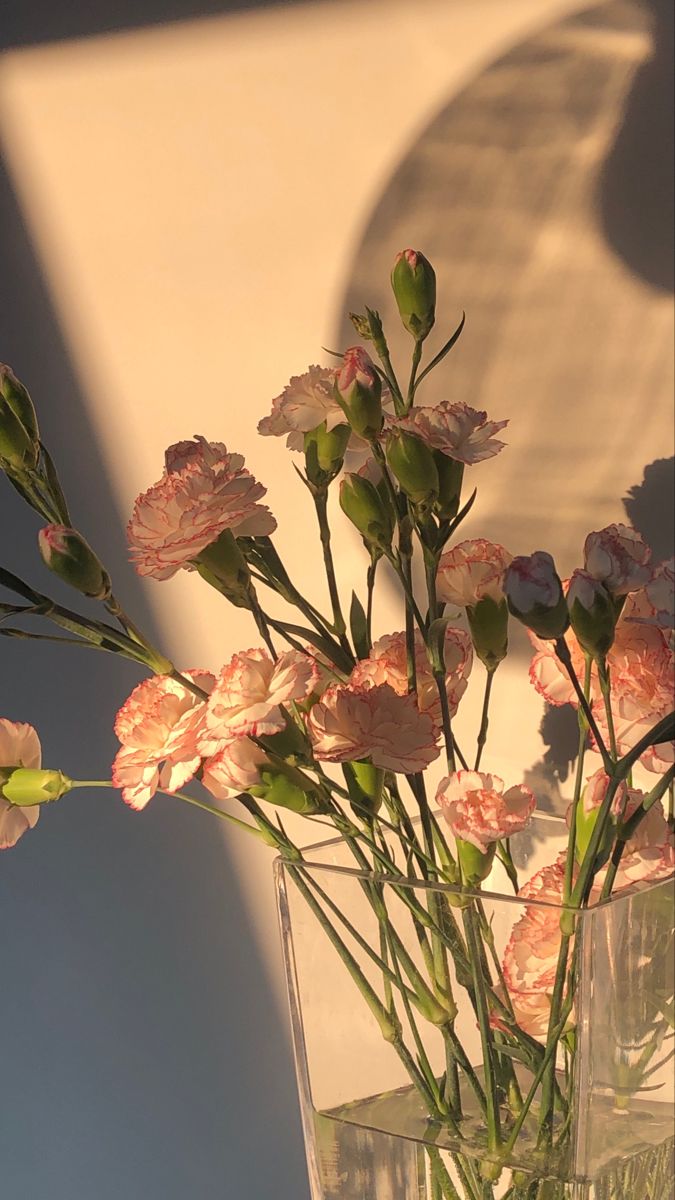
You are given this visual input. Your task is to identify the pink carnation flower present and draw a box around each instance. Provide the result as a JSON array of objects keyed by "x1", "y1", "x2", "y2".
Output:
[
  {"x1": 0, "y1": 718, "x2": 42, "y2": 849},
  {"x1": 127, "y1": 436, "x2": 276, "y2": 581},
  {"x1": 112, "y1": 670, "x2": 214, "y2": 810},
  {"x1": 396, "y1": 402, "x2": 508, "y2": 465},
  {"x1": 202, "y1": 737, "x2": 267, "y2": 798},
  {"x1": 257, "y1": 366, "x2": 342, "y2": 448},
  {"x1": 437, "y1": 770, "x2": 535, "y2": 854},
  {"x1": 306, "y1": 682, "x2": 440, "y2": 773},
  {"x1": 645, "y1": 558, "x2": 675, "y2": 629},
  {"x1": 350, "y1": 626, "x2": 472, "y2": 729},
  {"x1": 584, "y1": 523, "x2": 651, "y2": 596},
  {"x1": 501, "y1": 857, "x2": 567, "y2": 1039},
  {"x1": 437, "y1": 539, "x2": 513, "y2": 608},
  {"x1": 202, "y1": 648, "x2": 319, "y2": 746}
]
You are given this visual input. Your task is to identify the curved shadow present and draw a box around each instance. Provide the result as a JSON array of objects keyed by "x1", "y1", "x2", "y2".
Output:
[{"x1": 598, "y1": 0, "x2": 674, "y2": 292}]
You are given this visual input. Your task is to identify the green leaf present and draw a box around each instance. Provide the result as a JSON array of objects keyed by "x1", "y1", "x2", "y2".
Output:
[
  {"x1": 349, "y1": 590, "x2": 370, "y2": 660},
  {"x1": 413, "y1": 311, "x2": 466, "y2": 393}
]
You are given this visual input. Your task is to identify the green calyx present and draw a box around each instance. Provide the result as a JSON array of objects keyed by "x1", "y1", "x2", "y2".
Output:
[
  {"x1": 303, "y1": 422, "x2": 350, "y2": 486},
  {"x1": 193, "y1": 529, "x2": 252, "y2": 608},
  {"x1": 339, "y1": 473, "x2": 394, "y2": 554},
  {"x1": 0, "y1": 767, "x2": 73, "y2": 807},
  {"x1": 467, "y1": 596, "x2": 508, "y2": 670},
  {"x1": 390, "y1": 250, "x2": 436, "y2": 342},
  {"x1": 569, "y1": 592, "x2": 616, "y2": 660},
  {"x1": 457, "y1": 837, "x2": 496, "y2": 886},
  {"x1": 385, "y1": 428, "x2": 438, "y2": 505},
  {"x1": 0, "y1": 365, "x2": 40, "y2": 472}
]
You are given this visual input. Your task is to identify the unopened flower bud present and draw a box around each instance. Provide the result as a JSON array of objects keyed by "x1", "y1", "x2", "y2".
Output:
[
  {"x1": 0, "y1": 767, "x2": 72, "y2": 807},
  {"x1": 505, "y1": 552, "x2": 569, "y2": 639},
  {"x1": 434, "y1": 453, "x2": 464, "y2": 520},
  {"x1": 390, "y1": 249, "x2": 436, "y2": 342},
  {"x1": 345, "y1": 759, "x2": 384, "y2": 817},
  {"x1": 385, "y1": 428, "x2": 438, "y2": 504},
  {"x1": 303, "y1": 421, "x2": 350, "y2": 486},
  {"x1": 335, "y1": 347, "x2": 383, "y2": 439},
  {"x1": 193, "y1": 529, "x2": 252, "y2": 608},
  {"x1": 467, "y1": 596, "x2": 509, "y2": 671},
  {"x1": 38, "y1": 525, "x2": 112, "y2": 600},
  {"x1": 0, "y1": 364, "x2": 40, "y2": 471},
  {"x1": 340, "y1": 473, "x2": 394, "y2": 553},
  {"x1": 567, "y1": 569, "x2": 616, "y2": 659}
]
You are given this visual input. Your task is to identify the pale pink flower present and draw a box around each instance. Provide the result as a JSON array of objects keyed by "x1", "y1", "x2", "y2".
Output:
[
  {"x1": 502, "y1": 857, "x2": 567, "y2": 1039},
  {"x1": 112, "y1": 670, "x2": 214, "y2": 810},
  {"x1": 437, "y1": 770, "x2": 535, "y2": 854},
  {"x1": 201, "y1": 737, "x2": 267, "y2": 798},
  {"x1": 437, "y1": 539, "x2": 513, "y2": 608},
  {"x1": 350, "y1": 627, "x2": 472, "y2": 729},
  {"x1": 567, "y1": 569, "x2": 610, "y2": 615},
  {"x1": 257, "y1": 366, "x2": 342, "y2": 448},
  {"x1": 584, "y1": 523, "x2": 651, "y2": 596},
  {"x1": 127, "y1": 437, "x2": 276, "y2": 580},
  {"x1": 0, "y1": 718, "x2": 42, "y2": 849},
  {"x1": 306, "y1": 682, "x2": 440, "y2": 773},
  {"x1": 202, "y1": 648, "x2": 319, "y2": 746},
  {"x1": 634, "y1": 558, "x2": 675, "y2": 630},
  {"x1": 505, "y1": 552, "x2": 563, "y2": 615},
  {"x1": 578, "y1": 767, "x2": 633, "y2": 819},
  {"x1": 396, "y1": 402, "x2": 508, "y2": 465}
]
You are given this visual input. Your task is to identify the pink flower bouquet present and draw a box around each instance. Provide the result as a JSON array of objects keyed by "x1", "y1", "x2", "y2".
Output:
[{"x1": 0, "y1": 251, "x2": 673, "y2": 1199}]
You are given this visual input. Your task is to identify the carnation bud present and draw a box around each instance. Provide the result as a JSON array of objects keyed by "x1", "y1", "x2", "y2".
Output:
[
  {"x1": 456, "y1": 837, "x2": 496, "y2": 886},
  {"x1": 340, "y1": 473, "x2": 394, "y2": 553},
  {"x1": 467, "y1": 596, "x2": 509, "y2": 671},
  {"x1": 434, "y1": 453, "x2": 464, "y2": 520},
  {"x1": 38, "y1": 525, "x2": 112, "y2": 600},
  {"x1": 385, "y1": 428, "x2": 438, "y2": 504},
  {"x1": 574, "y1": 797, "x2": 614, "y2": 866},
  {"x1": 193, "y1": 529, "x2": 252, "y2": 608},
  {"x1": 504, "y1": 552, "x2": 569, "y2": 640},
  {"x1": 567, "y1": 569, "x2": 617, "y2": 659},
  {"x1": 303, "y1": 421, "x2": 350, "y2": 486},
  {"x1": 335, "y1": 347, "x2": 383, "y2": 439},
  {"x1": 0, "y1": 767, "x2": 73, "y2": 807},
  {"x1": 0, "y1": 364, "x2": 40, "y2": 472},
  {"x1": 390, "y1": 249, "x2": 436, "y2": 342}
]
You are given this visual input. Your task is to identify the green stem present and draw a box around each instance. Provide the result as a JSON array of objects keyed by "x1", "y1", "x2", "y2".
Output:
[
  {"x1": 554, "y1": 638, "x2": 612, "y2": 773},
  {"x1": 462, "y1": 904, "x2": 501, "y2": 1153},
  {"x1": 474, "y1": 668, "x2": 496, "y2": 771},
  {"x1": 597, "y1": 656, "x2": 618, "y2": 761},
  {"x1": 365, "y1": 555, "x2": 377, "y2": 650},
  {"x1": 313, "y1": 488, "x2": 350, "y2": 650},
  {"x1": 564, "y1": 655, "x2": 593, "y2": 903},
  {"x1": 406, "y1": 339, "x2": 423, "y2": 408}
]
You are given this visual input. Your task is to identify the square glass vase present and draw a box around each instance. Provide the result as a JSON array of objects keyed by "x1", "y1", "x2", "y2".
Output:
[{"x1": 275, "y1": 813, "x2": 674, "y2": 1200}]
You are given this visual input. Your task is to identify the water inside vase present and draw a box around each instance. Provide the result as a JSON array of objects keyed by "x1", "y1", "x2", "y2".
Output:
[{"x1": 313, "y1": 1075, "x2": 674, "y2": 1200}]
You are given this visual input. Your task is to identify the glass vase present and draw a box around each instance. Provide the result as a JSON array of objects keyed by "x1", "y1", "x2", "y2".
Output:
[{"x1": 275, "y1": 814, "x2": 674, "y2": 1200}]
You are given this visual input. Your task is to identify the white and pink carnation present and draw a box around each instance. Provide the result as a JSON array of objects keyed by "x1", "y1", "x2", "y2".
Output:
[
  {"x1": 112, "y1": 670, "x2": 214, "y2": 810},
  {"x1": 202, "y1": 648, "x2": 319, "y2": 746},
  {"x1": 437, "y1": 539, "x2": 513, "y2": 609},
  {"x1": 0, "y1": 718, "x2": 42, "y2": 849},
  {"x1": 202, "y1": 737, "x2": 267, "y2": 799},
  {"x1": 437, "y1": 770, "x2": 535, "y2": 854},
  {"x1": 127, "y1": 436, "x2": 276, "y2": 580},
  {"x1": 584, "y1": 523, "x2": 651, "y2": 596},
  {"x1": 350, "y1": 626, "x2": 472, "y2": 728},
  {"x1": 257, "y1": 366, "x2": 342, "y2": 448},
  {"x1": 306, "y1": 682, "x2": 440, "y2": 773},
  {"x1": 396, "y1": 402, "x2": 508, "y2": 465},
  {"x1": 501, "y1": 857, "x2": 567, "y2": 1039}
]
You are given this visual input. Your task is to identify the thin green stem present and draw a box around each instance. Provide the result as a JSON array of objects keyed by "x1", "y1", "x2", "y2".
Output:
[
  {"x1": 313, "y1": 488, "x2": 350, "y2": 651},
  {"x1": 554, "y1": 638, "x2": 612, "y2": 773},
  {"x1": 564, "y1": 655, "x2": 593, "y2": 902},
  {"x1": 474, "y1": 668, "x2": 496, "y2": 771},
  {"x1": 597, "y1": 656, "x2": 618, "y2": 761},
  {"x1": 462, "y1": 904, "x2": 501, "y2": 1153},
  {"x1": 406, "y1": 339, "x2": 423, "y2": 408}
]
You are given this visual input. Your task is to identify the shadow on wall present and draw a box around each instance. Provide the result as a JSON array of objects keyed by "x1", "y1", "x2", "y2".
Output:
[
  {"x1": 0, "y1": 14, "x2": 309, "y2": 1200},
  {"x1": 335, "y1": 0, "x2": 673, "y2": 803}
]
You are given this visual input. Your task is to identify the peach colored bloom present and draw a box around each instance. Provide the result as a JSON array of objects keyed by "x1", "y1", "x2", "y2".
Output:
[
  {"x1": 350, "y1": 626, "x2": 472, "y2": 728},
  {"x1": 397, "y1": 402, "x2": 508, "y2": 465},
  {"x1": 112, "y1": 670, "x2": 214, "y2": 810},
  {"x1": 501, "y1": 856, "x2": 567, "y2": 1039},
  {"x1": 584, "y1": 523, "x2": 651, "y2": 596},
  {"x1": 202, "y1": 737, "x2": 267, "y2": 798},
  {"x1": 645, "y1": 558, "x2": 674, "y2": 629},
  {"x1": 306, "y1": 682, "x2": 440, "y2": 773},
  {"x1": 0, "y1": 718, "x2": 42, "y2": 849},
  {"x1": 257, "y1": 366, "x2": 342, "y2": 448},
  {"x1": 127, "y1": 437, "x2": 276, "y2": 580},
  {"x1": 202, "y1": 648, "x2": 319, "y2": 746},
  {"x1": 437, "y1": 770, "x2": 535, "y2": 854},
  {"x1": 437, "y1": 539, "x2": 513, "y2": 608}
]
